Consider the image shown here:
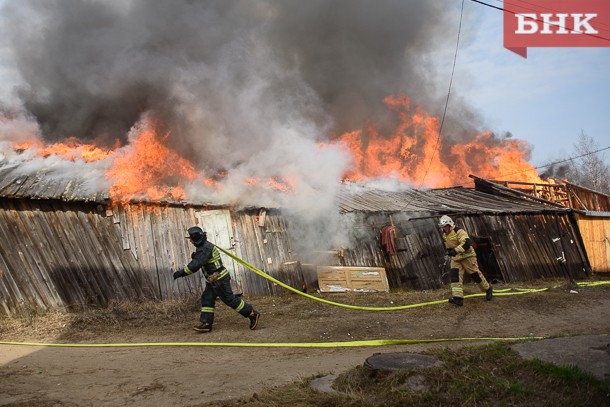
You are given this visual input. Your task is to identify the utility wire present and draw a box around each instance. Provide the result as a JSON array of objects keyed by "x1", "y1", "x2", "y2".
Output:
[
  {"x1": 451, "y1": 145, "x2": 610, "y2": 188},
  {"x1": 417, "y1": 0, "x2": 465, "y2": 189},
  {"x1": 496, "y1": 145, "x2": 610, "y2": 179}
]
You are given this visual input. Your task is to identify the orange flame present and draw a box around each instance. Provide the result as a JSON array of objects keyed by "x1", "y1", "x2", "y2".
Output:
[
  {"x1": 8, "y1": 92, "x2": 549, "y2": 203},
  {"x1": 13, "y1": 137, "x2": 114, "y2": 162},
  {"x1": 106, "y1": 124, "x2": 199, "y2": 202},
  {"x1": 329, "y1": 95, "x2": 545, "y2": 188}
]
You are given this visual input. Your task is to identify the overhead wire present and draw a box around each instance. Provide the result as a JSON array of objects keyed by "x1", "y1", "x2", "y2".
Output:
[
  {"x1": 416, "y1": 0, "x2": 465, "y2": 189},
  {"x1": 428, "y1": 0, "x2": 610, "y2": 185},
  {"x1": 495, "y1": 145, "x2": 610, "y2": 179}
]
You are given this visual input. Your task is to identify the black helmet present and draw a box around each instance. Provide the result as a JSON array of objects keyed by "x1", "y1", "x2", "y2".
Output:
[{"x1": 187, "y1": 226, "x2": 206, "y2": 245}]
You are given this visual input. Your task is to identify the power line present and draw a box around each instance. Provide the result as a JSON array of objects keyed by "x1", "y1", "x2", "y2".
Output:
[
  {"x1": 496, "y1": 145, "x2": 610, "y2": 178},
  {"x1": 417, "y1": 0, "x2": 465, "y2": 189}
]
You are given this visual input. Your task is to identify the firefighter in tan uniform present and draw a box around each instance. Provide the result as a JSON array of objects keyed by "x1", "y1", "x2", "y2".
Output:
[{"x1": 439, "y1": 215, "x2": 493, "y2": 306}]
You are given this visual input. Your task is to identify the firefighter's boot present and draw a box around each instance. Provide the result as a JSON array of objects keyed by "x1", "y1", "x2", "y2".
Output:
[
  {"x1": 248, "y1": 310, "x2": 260, "y2": 330},
  {"x1": 448, "y1": 297, "x2": 464, "y2": 306},
  {"x1": 486, "y1": 286, "x2": 493, "y2": 301},
  {"x1": 193, "y1": 322, "x2": 213, "y2": 333}
]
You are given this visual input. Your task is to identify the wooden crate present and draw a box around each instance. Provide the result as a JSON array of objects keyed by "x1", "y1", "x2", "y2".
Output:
[{"x1": 316, "y1": 266, "x2": 389, "y2": 293}]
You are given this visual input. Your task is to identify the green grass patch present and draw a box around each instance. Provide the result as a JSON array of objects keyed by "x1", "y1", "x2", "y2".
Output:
[{"x1": 211, "y1": 342, "x2": 610, "y2": 407}]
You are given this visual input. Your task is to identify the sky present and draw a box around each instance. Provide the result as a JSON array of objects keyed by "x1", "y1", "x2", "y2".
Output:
[{"x1": 445, "y1": 0, "x2": 610, "y2": 167}]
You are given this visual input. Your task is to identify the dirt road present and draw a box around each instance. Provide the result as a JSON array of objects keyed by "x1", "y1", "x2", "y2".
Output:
[{"x1": 1, "y1": 281, "x2": 609, "y2": 406}]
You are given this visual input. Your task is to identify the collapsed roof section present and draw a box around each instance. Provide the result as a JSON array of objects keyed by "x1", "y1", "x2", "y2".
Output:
[{"x1": 471, "y1": 175, "x2": 610, "y2": 215}]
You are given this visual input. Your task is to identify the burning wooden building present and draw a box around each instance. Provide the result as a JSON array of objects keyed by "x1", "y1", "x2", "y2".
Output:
[
  {"x1": 0, "y1": 156, "x2": 595, "y2": 315},
  {"x1": 472, "y1": 175, "x2": 610, "y2": 274}
]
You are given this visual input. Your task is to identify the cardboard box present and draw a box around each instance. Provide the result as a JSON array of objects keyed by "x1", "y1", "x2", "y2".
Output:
[{"x1": 316, "y1": 266, "x2": 389, "y2": 293}]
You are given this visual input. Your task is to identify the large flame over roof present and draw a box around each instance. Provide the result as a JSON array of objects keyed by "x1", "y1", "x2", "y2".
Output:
[
  {"x1": 330, "y1": 95, "x2": 544, "y2": 188},
  {"x1": 105, "y1": 121, "x2": 198, "y2": 202},
  {"x1": 4, "y1": 95, "x2": 546, "y2": 205}
]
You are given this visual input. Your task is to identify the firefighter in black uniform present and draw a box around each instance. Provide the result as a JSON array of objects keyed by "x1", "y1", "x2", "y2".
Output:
[{"x1": 173, "y1": 226, "x2": 260, "y2": 332}]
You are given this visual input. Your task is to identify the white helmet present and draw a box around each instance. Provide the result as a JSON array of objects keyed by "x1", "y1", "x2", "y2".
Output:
[{"x1": 438, "y1": 215, "x2": 454, "y2": 228}]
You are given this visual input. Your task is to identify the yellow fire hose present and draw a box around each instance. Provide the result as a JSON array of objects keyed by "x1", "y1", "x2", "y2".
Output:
[
  {"x1": 0, "y1": 336, "x2": 545, "y2": 348},
  {"x1": 0, "y1": 246, "x2": 607, "y2": 349},
  {"x1": 215, "y1": 245, "x2": 554, "y2": 310}
]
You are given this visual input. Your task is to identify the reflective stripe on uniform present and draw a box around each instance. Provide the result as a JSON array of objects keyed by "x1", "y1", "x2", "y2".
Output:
[
  {"x1": 184, "y1": 266, "x2": 194, "y2": 275},
  {"x1": 235, "y1": 299, "x2": 245, "y2": 313},
  {"x1": 208, "y1": 246, "x2": 223, "y2": 270},
  {"x1": 451, "y1": 285, "x2": 464, "y2": 298},
  {"x1": 200, "y1": 307, "x2": 215, "y2": 314}
]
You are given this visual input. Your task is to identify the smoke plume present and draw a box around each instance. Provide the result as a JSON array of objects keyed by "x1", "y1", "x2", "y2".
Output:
[{"x1": 0, "y1": 1, "x2": 475, "y2": 250}]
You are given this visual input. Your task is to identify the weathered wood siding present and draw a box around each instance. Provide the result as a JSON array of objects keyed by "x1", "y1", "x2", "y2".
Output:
[
  {"x1": 0, "y1": 200, "x2": 305, "y2": 315},
  {"x1": 233, "y1": 209, "x2": 305, "y2": 296},
  {"x1": 0, "y1": 193, "x2": 593, "y2": 316},
  {"x1": 338, "y1": 211, "x2": 589, "y2": 289},
  {"x1": 566, "y1": 183, "x2": 610, "y2": 212},
  {"x1": 0, "y1": 199, "x2": 155, "y2": 315},
  {"x1": 574, "y1": 213, "x2": 610, "y2": 273},
  {"x1": 458, "y1": 213, "x2": 589, "y2": 282},
  {"x1": 340, "y1": 211, "x2": 445, "y2": 290}
]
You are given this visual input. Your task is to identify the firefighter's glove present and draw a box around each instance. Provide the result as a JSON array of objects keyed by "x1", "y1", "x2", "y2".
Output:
[
  {"x1": 206, "y1": 272, "x2": 221, "y2": 283},
  {"x1": 173, "y1": 270, "x2": 187, "y2": 280},
  {"x1": 446, "y1": 248, "x2": 457, "y2": 257}
]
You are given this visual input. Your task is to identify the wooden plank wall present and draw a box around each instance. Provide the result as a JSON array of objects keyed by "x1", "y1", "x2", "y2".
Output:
[
  {"x1": 0, "y1": 198, "x2": 593, "y2": 315},
  {"x1": 0, "y1": 199, "x2": 206, "y2": 315},
  {"x1": 567, "y1": 184, "x2": 610, "y2": 212},
  {"x1": 574, "y1": 214, "x2": 610, "y2": 273},
  {"x1": 112, "y1": 203, "x2": 203, "y2": 301},
  {"x1": 339, "y1": 211, "x2": 447, "y2": 291},
  {"x1": 233, "y1": 209, "x2": 305, "y2": 296},
  {"x1": 338, "y1": 211, "x2": 589, "y2": 291},
  {"x1": 0, "y1": 199, "x2": 155, "y2": 315},
  {"x1": 0, "y1": 200, "x2": 307, "y2": 315},
  {"x1": 459, "y1": 213, "x2": 589, "y2": 282}
]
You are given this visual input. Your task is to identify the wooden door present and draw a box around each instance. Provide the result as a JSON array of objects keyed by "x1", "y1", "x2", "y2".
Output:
[{"x1": 194, "y1": 209, "x2": 243, "y2": 293}]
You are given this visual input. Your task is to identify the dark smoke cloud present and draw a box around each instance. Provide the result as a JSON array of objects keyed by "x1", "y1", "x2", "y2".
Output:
[{"x1": 0, "y1": 0, "x2": 458, "y2": 170}]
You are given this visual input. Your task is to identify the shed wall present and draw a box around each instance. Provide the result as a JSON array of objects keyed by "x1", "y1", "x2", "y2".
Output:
[
  {"x1": 233, "y1": 209, "x2": 305, "y2": 296},
  {"x1": 0, "y1": 200, "x2": 305, "y2": 315},
  {"x1": 0, "y1": 197, "x2": 592, "y2": 315},
  {"x1": 458, "y1": 213, "x2": 589, "y2": 282},
  {"x1": 574, "y1": 213, "x2": 610, "y2": 273},
  {"x1": 338, "y1": 211, "x2": 589, "y2": 290}
]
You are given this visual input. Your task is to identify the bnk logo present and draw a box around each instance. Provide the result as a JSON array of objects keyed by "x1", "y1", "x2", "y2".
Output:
[{"x1": 504, "y1": 0, "x2": 610, "y2": 58}]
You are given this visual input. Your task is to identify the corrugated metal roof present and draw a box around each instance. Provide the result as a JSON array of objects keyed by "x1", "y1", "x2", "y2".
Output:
[{"x1": 336, "y1": 184, "x2": 568, "y2": 214}]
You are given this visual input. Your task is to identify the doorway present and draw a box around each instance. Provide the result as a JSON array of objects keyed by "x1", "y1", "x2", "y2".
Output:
[
  {"x1": 473, "y1": 236, "x2": 502, "y2": 283},
  {"x1": 194, "y1": 209, "x2": 243, "y2": 293}
]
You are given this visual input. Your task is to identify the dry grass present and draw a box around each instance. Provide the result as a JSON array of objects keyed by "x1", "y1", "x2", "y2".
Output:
[
  {"x1": 0, "y1": 295, "x2": 199, "y2": 341},
  {"x1": 0, "y1": 277, "x2": 599, "y2": 342}
]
